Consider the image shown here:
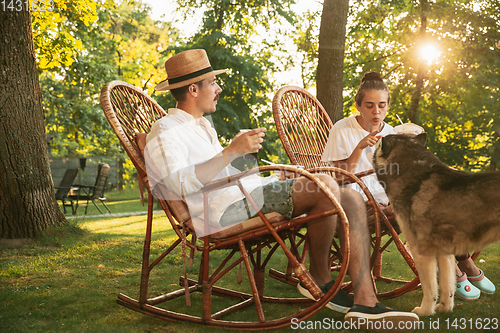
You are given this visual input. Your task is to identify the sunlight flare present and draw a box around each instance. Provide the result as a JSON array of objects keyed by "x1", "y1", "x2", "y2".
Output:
[{"x1": 419, "y1": 43, "x2": 441, "y2": 64}]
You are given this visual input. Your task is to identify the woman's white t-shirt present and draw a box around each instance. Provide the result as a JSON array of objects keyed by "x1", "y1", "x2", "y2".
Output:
[{"x1": 321, "y1": 116, "x2": 396, "y2": 205}]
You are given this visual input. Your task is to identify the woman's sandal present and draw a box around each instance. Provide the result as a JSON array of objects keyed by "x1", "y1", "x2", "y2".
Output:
[
  {"x1": 468, "y1": 269, "x2": 496, "y2": 294},
  {"x1": 455, "y1": 272, "x2": 480, "y2": 301}
]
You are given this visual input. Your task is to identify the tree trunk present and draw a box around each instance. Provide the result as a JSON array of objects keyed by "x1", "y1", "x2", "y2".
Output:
[
  {"x1": 408, "y1": 0, "x2": 428, "y2": 124},
  {"x1": 316, "y1": 0, "x2": 349, "y2": 124},
  {"x1": 0, "y1": 9, "x2": 66, "y2": 238}
]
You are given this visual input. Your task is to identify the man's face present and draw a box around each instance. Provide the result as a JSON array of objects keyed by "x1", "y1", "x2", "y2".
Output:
[{"x1": 196, "y1": 76, "x2": 222, "y2": 114}]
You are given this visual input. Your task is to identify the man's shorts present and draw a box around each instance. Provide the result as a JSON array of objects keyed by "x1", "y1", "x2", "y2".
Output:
[{"x1": 219, "y1": 179, "x2": 296, "y2": 227}]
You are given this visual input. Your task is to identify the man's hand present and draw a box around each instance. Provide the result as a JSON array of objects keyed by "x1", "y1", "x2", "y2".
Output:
[
  {"x1": 194, "y1": 127, "x2": 266, "y2": 185},
  {"x1": 226, "y1": 127, "x2": 266, "y2": 156}
]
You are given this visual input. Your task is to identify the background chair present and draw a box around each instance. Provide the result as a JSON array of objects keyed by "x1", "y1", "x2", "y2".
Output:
[
  {"x1": 100, "y1": 80, "x2": 351, "y2": 330},
  {"x1": 54, "y1": 168, "x2": 79, "y2": 215},
  {"x1": 69, "y1": 163, "x2": 111, "y2": 215},
  {"x1": 272, "y1": 85, "x2": 420, "y2": 299}
]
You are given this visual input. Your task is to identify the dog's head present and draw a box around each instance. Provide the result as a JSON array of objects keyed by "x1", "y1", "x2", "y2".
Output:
[{"x1": 373, "y1": 133, "x2": 428, "y2": 177}]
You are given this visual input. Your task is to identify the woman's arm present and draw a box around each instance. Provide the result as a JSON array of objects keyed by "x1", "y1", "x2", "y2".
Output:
[{"x1": 332, "y1": 130, "x2": 380, "y2": 173}]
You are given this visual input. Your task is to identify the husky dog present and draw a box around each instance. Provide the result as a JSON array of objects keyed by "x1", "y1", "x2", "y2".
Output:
[{"x1": 373, "y1": 133, "x2": 500, "y2": 316}]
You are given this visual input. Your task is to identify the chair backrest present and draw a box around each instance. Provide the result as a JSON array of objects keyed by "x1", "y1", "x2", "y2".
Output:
[
  {"x1": 134, "y1": 133, "x2": 192, "y2": 224},
  {"x1": 92, "y1": 163, "x2": 110, "y2": 199},
  {"x1": 100, "y1": 81, "x2": 167, "y2": 179},
  {"x1": 54, "y1": 168, "x2": 79, "y2": 199},
  {"x1": 272, "y1": 86, "x2": 333, "y2": 170},
  {"x1": 100, "y1": 81, "x2": 191, "y2": 224}
]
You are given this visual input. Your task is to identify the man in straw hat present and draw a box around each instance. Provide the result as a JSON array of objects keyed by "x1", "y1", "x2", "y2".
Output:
[{"x1": 144, "y1": 49, "x2": 419, "y2": 328}]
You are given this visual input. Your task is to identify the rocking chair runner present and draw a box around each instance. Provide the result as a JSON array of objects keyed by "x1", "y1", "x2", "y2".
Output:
[
  {"x1": 272, "y1": 85, "x2": 421, "y2": 299},
  {"x1": 100, "y1": 80, "x2": 352, "y2": 330}
]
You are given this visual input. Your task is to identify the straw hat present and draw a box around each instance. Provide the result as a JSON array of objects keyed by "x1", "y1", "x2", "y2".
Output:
[{"x1": 155, "y1": 49, "x2": 229, "y2": 91}]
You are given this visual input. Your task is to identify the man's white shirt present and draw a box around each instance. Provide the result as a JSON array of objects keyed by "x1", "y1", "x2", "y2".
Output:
[{"x1": 145, "y1": 108, "x2": 276, "y2": 236}]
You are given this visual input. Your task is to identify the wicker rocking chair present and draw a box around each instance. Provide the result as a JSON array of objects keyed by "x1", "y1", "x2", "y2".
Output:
[
  {"x1": 272, "y1": 85, "x2": 421, "y2": 299},
  {"x1": 100, "y1": 80, "x2": 354, "y2": 330}
]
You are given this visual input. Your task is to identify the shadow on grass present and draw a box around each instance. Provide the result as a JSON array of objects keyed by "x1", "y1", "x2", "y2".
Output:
[{"x1": 1, "y1": 214, "x2": 499, "y2": 333}]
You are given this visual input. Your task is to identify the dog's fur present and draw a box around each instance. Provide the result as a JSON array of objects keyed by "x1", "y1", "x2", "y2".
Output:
[{"x1": 373, "y1": 133, "x2": 500, "y2": 316}]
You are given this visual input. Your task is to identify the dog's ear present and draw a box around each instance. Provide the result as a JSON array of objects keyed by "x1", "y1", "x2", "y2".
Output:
[
  {"x1": 379, "y1": 136, "x2": 392, "y2": 156},
  {"x1": 415, "y1": 133, "x2": 427, "y2": 146}
]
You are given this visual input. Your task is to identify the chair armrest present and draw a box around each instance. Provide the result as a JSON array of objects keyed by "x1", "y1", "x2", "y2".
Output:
[
  {"x1": 354, "y1": 169, "x2": 375, "y2": 178},
  {"x1": 306, "y1": 166, "x2": 375, "y2": 186},
  {"x1": 306, "y1": 165, "x2": 381, "y2": 210},
  {"x1": 201, "y1": 165, "x2": 307, "y2": 193},
  {"x1": 337, "y1": 169, "x2": 375, "y2": 185},
  {"x1": 198, "y1": 164, "x2": 345, "y2": 240}
]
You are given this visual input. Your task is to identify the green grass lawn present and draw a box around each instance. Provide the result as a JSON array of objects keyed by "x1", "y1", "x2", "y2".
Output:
[
  {"x1": 57, "y1": 187, "x2": 152, "y2": 217},
  {"x1": 62, "y1": 198, "x2": 150, "y2": 217},
  {"x1": 1, "y1": 211, "x2": 500, "y2": 333}
]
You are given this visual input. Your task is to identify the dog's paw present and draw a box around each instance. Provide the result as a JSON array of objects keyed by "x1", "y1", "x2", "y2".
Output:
[
  {"x1": 436, "y1": 302, "x2": 453, "y2": 313},
  {"x1": 412, "y1": 306, "x2": 435, "y2": 317}
]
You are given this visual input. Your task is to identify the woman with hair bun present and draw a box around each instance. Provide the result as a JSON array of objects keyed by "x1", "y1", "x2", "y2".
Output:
[
  {"x1": 321, "y1": 71, "x2": 394, "y2": 205},
  {"x1": 321, "y1": 71, "x2": 495, "y2": 302}
]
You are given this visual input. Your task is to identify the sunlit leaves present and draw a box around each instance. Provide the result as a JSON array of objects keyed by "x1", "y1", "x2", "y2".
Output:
[
  {"x1": 176, "y1": 0, "x2": 296, "y2": 37},
  {"x1": 40, "y1": 0, "x2": 176, "y2": 163},
  {"x1": 292, "y1": 9, "x2": 320, "y2": 89},
  {"x1": 158, "y1": 0, "x2": 297, "y2": 164},
  {"x1": 341, "y1": 0, "x2": 500, "y2": 171},
  {"x1": 31, "y1": 0, "x2": 107, "y2": 71}
]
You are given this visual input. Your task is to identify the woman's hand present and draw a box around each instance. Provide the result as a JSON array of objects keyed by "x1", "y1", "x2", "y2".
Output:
[{"x1": 357, "y1": 130, "x2": 381, "y2": 150}]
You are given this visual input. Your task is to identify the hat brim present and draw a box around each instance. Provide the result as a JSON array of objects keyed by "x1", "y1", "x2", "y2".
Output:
[{"x1": 154, "y1": 69, "x2": 229, "y2": 91}]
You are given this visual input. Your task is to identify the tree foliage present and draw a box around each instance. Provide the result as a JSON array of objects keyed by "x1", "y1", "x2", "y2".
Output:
[
  {"x1": 38, "y1": 0, "x2": 174, "y2": 161},
  {"x1": 342, "y1": 0, "x2": 500, "y2": 170},
  {"x1": 153, "y1": 0, "x2": 298, "y2": 164},
  {"x1": 36, "y1": 0, "x2": 500, "y2": 172},
  {"x1": 293, "y1": 9, "x2": 320, "y2": 89},
  {"x1": 31, "y1": 0, "x2": 102, "y2": 71}
]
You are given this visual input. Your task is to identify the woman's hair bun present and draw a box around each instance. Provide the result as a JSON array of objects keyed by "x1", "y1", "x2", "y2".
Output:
[{"x1": 361, "y1": 71, "x2": 383, "y2": 83}]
